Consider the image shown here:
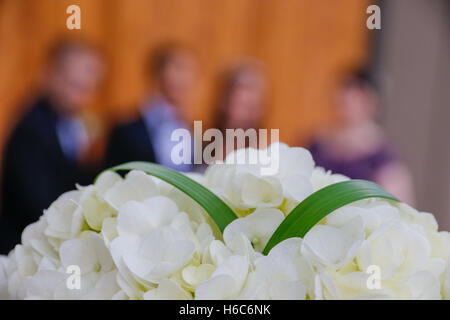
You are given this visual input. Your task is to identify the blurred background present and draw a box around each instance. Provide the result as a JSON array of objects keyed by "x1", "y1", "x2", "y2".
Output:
[{"x1": 0, "y1": 0, "x2": 448, "y2": 236}]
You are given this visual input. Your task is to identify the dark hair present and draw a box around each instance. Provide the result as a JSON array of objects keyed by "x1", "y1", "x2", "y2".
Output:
[
  {"x1": 146, "y1": 42, "x2": 190, "y2": 79},
  {"x1": 341, "y1": 67, "x2": 378, "y2": 92},
  {"x1": 212, "y1": 59, "x2": 266, "y2": 133},
  {"x1": 47, "y1": 37, "x2": 99, "y2": 66}
]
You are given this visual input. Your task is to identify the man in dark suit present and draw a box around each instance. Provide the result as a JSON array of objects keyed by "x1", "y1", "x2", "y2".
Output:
[
  {"x1": 105, "y1": 43, "x2": 195, "y2": 172},
  {"x1": 104, "y1": 115, "x2": 157, "y2": 168},
  {"x1": 0, "y1": 39, "x2": 105, "y2": 254}
]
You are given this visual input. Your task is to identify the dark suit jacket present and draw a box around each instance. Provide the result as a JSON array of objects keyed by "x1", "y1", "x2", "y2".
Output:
[
  {"x1": 104, "y1": 117, "x2": 156, "y2": 169},
  {"x1": 0, "y1": 97, "x2": 94, "y2": 254}
]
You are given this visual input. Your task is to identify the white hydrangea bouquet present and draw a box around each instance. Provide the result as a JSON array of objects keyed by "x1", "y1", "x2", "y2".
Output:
[{"x1": 1, "y1": 143, "x2": 449, "y2": 300}]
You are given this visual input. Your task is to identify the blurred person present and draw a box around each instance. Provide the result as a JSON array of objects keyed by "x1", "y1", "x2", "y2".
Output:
[
  {"x1": 211, "y1": 59, "x2": 268, "y2": 161},
  {"x1": 105, "y1": 42, "x2": 196, "y2": 171},
  {"x1": 308, "y1": 68, "x2": 414, "y2": 204},
  {"x1": 0, "y1": 38, "x2": 105, "y2": 254}
]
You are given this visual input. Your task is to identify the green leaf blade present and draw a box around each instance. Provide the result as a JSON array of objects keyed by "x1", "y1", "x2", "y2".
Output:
[
  {"x1": 102, "y1": 162, "x2": 238, "y2": 232},
  {"x1": 262, "y1": 180, "x2": 399, "y2": 255}
]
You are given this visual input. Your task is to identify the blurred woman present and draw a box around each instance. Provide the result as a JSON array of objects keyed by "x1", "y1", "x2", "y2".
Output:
[
  {"x1": 308, "y1": 69, "x2": 414, "y2": 204},
  {"x1": 211, "y1": 59, "x2": 268, "y2": 161}
]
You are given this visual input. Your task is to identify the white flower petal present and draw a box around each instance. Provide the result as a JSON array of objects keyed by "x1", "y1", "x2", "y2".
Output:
[
  {"x1": 281, "y1": 173, "x2": 313, "y2": 203},
  {"x1": 408, "y1": 271, "x2": 441, "y2": 299},
  {"x1": 182, "y1": 264, "x2": 215, "y2": 287},
  {"x1": 303, "y1": 216, "x2": 364, "y2": 268},
  {"x1": 144, "y1": 279, "x2": 192, "y2": 300},
  {"x1": 196, "y1": 256, "x2": 249, "y2": 300},
  {"x1": 240, "y1": 175, "x2": 283, "y2": 208},
  {"x1": 224, "y1": 208, "x2": 284, "y2": 252},
  {"x1": 104, "y1": 170, "x2": 158, "y2": 210}
]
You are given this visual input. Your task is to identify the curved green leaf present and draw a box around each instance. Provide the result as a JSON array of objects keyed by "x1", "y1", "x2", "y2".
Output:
[
  {"x1": 262, "y1": 180, "x2": 399, "y2": 255},
  {"x1": 100, "y1": 162, "x2": 238, "y2": 232}
]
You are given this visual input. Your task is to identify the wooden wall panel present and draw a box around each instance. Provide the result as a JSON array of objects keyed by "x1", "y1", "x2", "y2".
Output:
[{"x1": 0, "y1": 0, "x2": 369, "y2": 159}]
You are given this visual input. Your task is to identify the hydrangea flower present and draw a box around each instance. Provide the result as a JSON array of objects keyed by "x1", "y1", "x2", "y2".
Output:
[{"x1": 0, "y1": 145, "x2": 449, "y2": 300}]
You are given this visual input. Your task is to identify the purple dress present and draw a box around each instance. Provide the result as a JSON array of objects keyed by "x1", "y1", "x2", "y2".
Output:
[{"x1": 308, "y1": 141, "x2": 396, "y2": 181}]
